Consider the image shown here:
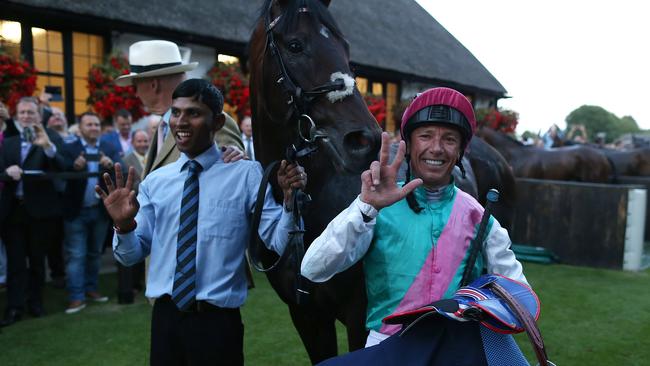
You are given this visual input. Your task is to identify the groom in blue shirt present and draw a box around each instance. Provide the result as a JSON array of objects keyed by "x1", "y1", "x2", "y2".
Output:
[{"x1": 96, "y1": 79, "x2": 307, "y2": 365}]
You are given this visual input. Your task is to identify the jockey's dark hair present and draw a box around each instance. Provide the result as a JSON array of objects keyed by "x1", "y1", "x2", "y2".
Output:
[{"x1": 172, "y1": 78, "x2": 224, "y2": 118}]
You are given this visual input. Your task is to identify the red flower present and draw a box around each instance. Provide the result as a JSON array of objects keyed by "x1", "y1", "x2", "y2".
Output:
[
  {"x1": 87, "y1": 52, "x2": 146, "y2": 121},
  {"x1": 476, "y1": 108, "x2": 519, "y2": 133},
  {"x1": 0, "y1": 45, "x2": 38, "y2": 114}
]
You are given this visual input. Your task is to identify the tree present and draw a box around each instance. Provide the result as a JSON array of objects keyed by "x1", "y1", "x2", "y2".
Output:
[{"x1": 565, "y1": 105, "x2": 640, "y2": 143}]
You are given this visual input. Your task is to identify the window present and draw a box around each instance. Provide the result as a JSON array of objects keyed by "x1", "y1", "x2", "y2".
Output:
[
  {"x1": 371, "y1": 82, "x2": 383, "y2": 96},
  {"x1": 0, "y1": 20, "x2": 22, "y2": 58},
  {"x1": 73, "y1": 32, "x2": 104, "y2": 114},
  {"x1": 32, "y1": 27, "x2": 66, "y2": 112},
  {"x1": 356, "y1": 77, "x2": 368, "y2": 94}
]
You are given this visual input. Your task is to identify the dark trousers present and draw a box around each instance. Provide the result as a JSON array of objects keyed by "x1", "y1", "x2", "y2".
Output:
[
  {"x1": 1, "y1": 201, "x2": 57, "y2": 310},
  {"x1": 151, "y1": 296, "x2": 244, "y2": 366},
  {"x1": 47, "y1": 216, "x2": 66, "y2": 280}
]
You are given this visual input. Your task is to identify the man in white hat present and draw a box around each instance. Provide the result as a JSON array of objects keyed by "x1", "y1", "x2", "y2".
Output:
[{"x1": 115, "y1": 40, "x2": 245, "y2": 177}]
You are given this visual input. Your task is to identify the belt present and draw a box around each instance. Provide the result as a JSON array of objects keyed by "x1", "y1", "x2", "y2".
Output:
[{"x1": 158, "y1": 295, "x2": 238, "y2": 314}]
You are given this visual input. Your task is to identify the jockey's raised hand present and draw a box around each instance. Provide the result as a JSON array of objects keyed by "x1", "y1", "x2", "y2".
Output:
[
  {"x1": 360, "y1": 132, "x2": 422, "y2": 211},
  {"x1": 95, "y1": 162, "x2": 139, "y2": 232}
]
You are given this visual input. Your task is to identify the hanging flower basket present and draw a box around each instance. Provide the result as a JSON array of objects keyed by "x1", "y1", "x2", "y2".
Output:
[
  {"x1": 207, "y1": 61, "x2": 250, "y2": 121},
  {"x1": 476, "y1": 107, "x2": 519, "y2": 133},
  {"x1": 87, "y1": 52, "x2": 145, "y2": 121},
  {"x1": 0, "y1": 43, "x2": 38, "y2": 114}
]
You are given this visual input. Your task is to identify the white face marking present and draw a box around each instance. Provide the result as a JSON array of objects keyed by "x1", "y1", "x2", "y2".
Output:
[
  {"x1": 320, "y1": 26, "x2": 330, "y2": 38},
  {"x1": 326, "y1": 72, "x2": 356, "y2": 103}
]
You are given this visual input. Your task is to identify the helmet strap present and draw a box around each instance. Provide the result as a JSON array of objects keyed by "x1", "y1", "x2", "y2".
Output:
[{"x1": 404, "y1": 155, "x2": 423, "y2": 214}]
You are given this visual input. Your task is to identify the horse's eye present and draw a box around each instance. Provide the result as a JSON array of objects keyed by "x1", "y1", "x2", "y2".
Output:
[{"x1": 287, "y1": 40, "x2": 303, "y2": 53}]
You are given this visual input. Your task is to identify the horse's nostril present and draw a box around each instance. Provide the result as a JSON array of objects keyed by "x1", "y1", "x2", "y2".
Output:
[{"x1": 344, "y1": 130, "x2": 375, "y2": 155}]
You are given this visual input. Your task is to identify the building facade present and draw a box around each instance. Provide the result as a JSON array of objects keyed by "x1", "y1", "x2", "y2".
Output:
[{"x1": 2, "y1": 0, "x2": 507, "y2": 132}]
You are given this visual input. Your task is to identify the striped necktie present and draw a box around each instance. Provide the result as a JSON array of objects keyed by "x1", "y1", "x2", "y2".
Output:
[{"x1": 171, "y1": 160, "x2": 202, "y2": 310}]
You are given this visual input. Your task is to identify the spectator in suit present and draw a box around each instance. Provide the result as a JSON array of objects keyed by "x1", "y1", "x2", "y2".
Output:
[
  {"x1": 240, "y1": 116, "x2": 255, "y2": 161},
  {"x1": 116, "y1": 129, "x2": 149, "y2": 303},
  {"x1": 44, "y1": 106, "x2": 71, "y2": 289},
  {"x1": 61, "y1": 112, "x2": 122, "y2": 314},
  {"x1": 122, "y1": 129, "x2": 149, "y2": 193},
  {"x1": 0, "y1": 97, "x2": 65, "y2": 327},
  {"x1": 100, "y1": 109, "x2": 133, "y2": 157},
  {"x1": 146, "y1": 115, "x2": 161, "y2": 146},
  {"x1": 46, "y1": 107, "x2": 77, "y2": 144}
]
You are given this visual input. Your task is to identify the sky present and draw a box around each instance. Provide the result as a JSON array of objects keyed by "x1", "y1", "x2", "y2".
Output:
[{"x1": 415, "y1": 0, "x2": 650, "y2": 135}]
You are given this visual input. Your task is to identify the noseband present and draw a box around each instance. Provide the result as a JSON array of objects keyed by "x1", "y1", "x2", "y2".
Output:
[{"x1": 264, "y1": 0, "x2": 347, "y2": 159}]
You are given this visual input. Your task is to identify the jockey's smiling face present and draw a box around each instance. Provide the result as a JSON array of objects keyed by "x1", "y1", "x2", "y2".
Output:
[
  {"x1": 409, "y1": 124, "x2": 462, "y2": 190},
  {"x1": 170, "y1": 97, "x2": 225, "y2": 159}
]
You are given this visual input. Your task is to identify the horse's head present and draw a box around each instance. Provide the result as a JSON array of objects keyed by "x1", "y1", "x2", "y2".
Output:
[{"x1": 249, "y1": 0, "x2": 381, "y2": 176}]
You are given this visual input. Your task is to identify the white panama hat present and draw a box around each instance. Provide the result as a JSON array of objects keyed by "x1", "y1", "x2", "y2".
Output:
[{"x1": 114, "y1": 40, "x2": 198, "y2": 86}]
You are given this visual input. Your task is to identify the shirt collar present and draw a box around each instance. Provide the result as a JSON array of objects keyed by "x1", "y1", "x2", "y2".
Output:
[
  {"x1": 414, "y1": 176, "x2": 455, "y2": 204},
  {"x1": 162, "y1": 109, "x2": 172, "y2": 124},
  {"x1": 80, "y1": 137, "x2": 99, "y2": 149},
  {"x1": 177, "y1": 144, "x2": 220, "y2": 173}
]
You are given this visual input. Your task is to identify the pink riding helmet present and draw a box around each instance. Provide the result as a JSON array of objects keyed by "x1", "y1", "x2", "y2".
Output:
[{"x1": 400, "y1": 87, "x2": 477, "y2": 148}]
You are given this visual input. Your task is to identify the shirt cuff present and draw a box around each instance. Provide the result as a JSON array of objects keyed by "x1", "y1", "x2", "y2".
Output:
[
  {"x1": 355, "y1": 196, "x2": 378, "y2": 220},
  {"x1": 43, "y1": 144, "x2": 57, "y2": 158}
]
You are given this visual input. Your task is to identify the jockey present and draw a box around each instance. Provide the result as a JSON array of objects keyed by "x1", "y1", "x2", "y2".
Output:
[{"x1": 301, "y1": 87, "x2": 528, "y2": 347}]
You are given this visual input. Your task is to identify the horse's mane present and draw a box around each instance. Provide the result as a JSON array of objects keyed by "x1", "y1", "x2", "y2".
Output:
[{"x1": 259, "y1": 0, "x2": 347, "y2": 44}]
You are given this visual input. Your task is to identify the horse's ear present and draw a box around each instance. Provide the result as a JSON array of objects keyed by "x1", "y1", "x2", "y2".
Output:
[{"x1": 320, "y1": 0, "x2": 332, "y2": 7}]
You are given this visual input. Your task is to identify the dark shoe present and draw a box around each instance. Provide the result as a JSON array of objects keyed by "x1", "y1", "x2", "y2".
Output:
[
  {"x1": 118, "y1": 291, "x2": 134, "y2": 305},
  {"x1": 0, "y1": 308, "x2": 23, "y2": 327},
  {"x1": 28, "y1": 304, "x2": 46, "y2": 318}
]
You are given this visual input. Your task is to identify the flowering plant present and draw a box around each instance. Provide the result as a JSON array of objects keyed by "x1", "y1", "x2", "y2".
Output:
[
  {"x1": 207, "y1": 61, "x2": 250, "y2": 120},
  {"x1": 476, "y1": 107, "x2": 519, "y2": 133},
  {"x1": 0, "y1": 44, "x2": 38, "y2": 114},
  {"x1": 364, "y1": 94, "x2": 386, "y2": 126},
  {"x1": 87, "y1": 52, "x2": 145, "y2": 121}
]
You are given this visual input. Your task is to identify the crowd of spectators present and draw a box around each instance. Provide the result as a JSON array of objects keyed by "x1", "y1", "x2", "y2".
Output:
[{"x1": 0, "y1": 96, "x2": 155, "y2": 326}]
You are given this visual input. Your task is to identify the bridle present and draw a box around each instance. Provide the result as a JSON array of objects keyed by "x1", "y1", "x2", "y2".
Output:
[{"x1": 263, "y1": 0, "x2": 348, "y2": 160}]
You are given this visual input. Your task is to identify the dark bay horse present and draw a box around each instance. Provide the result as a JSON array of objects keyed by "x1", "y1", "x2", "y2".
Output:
[
  {"x1": 601, "y1": 147, "x2": 650, "y2": 176},
  {"x1": 477, "y1": 127, "x2": 612, "y2": 182},
  {"x1": 249, "y1": 0, "x2": 381, "y2": 363},
  {"x1": 465, "y1": 137, "x2": 517, "y2": 231}
]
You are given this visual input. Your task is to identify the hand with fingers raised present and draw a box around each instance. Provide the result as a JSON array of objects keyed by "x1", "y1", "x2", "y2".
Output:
[
  {"x1": 31, "y1": 123, "x2": 53, "y2": 150},
  {"x1": 360, "y1": 132, "x2": 423, "y2": 211},
  {"x1": 95, "y1": 162, "x2": 139, "y2": 233}
]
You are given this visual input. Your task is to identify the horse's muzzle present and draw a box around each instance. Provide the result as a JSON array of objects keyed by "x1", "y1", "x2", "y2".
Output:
[{"x1": 321, "y1": 128, "x2": 380, "y2": 173}]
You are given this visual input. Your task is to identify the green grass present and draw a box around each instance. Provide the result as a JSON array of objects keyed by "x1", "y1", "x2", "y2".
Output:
[{"x1": 0, "y1": 263, "x2": 648, "y2": 365}]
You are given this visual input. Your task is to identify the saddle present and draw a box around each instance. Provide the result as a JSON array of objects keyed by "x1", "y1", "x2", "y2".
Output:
[{"x1": 384, "y1": 274, "x2": 554, "y2": 366}]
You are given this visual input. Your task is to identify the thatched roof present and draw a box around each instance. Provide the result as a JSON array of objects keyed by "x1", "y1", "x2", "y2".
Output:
[{"x1": 6, "y1": 0, "x2": 506, "y2": 96}]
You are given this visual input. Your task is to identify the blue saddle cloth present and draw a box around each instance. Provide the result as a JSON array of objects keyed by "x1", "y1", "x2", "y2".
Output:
[
  {"x1": 318, "y1": 274, "x2": 538, "y2": 366},
  {"x1": 317, "y1": 315, "x2": 528, "y2": 366}
]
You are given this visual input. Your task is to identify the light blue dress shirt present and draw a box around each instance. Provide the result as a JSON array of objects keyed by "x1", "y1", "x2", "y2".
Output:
[
  {"x1": 113, "y1": 144, "x2": 294, "y2": 308},
  {"x1": 79, "y1": 137, "x2": 100, "y2": 207}
]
